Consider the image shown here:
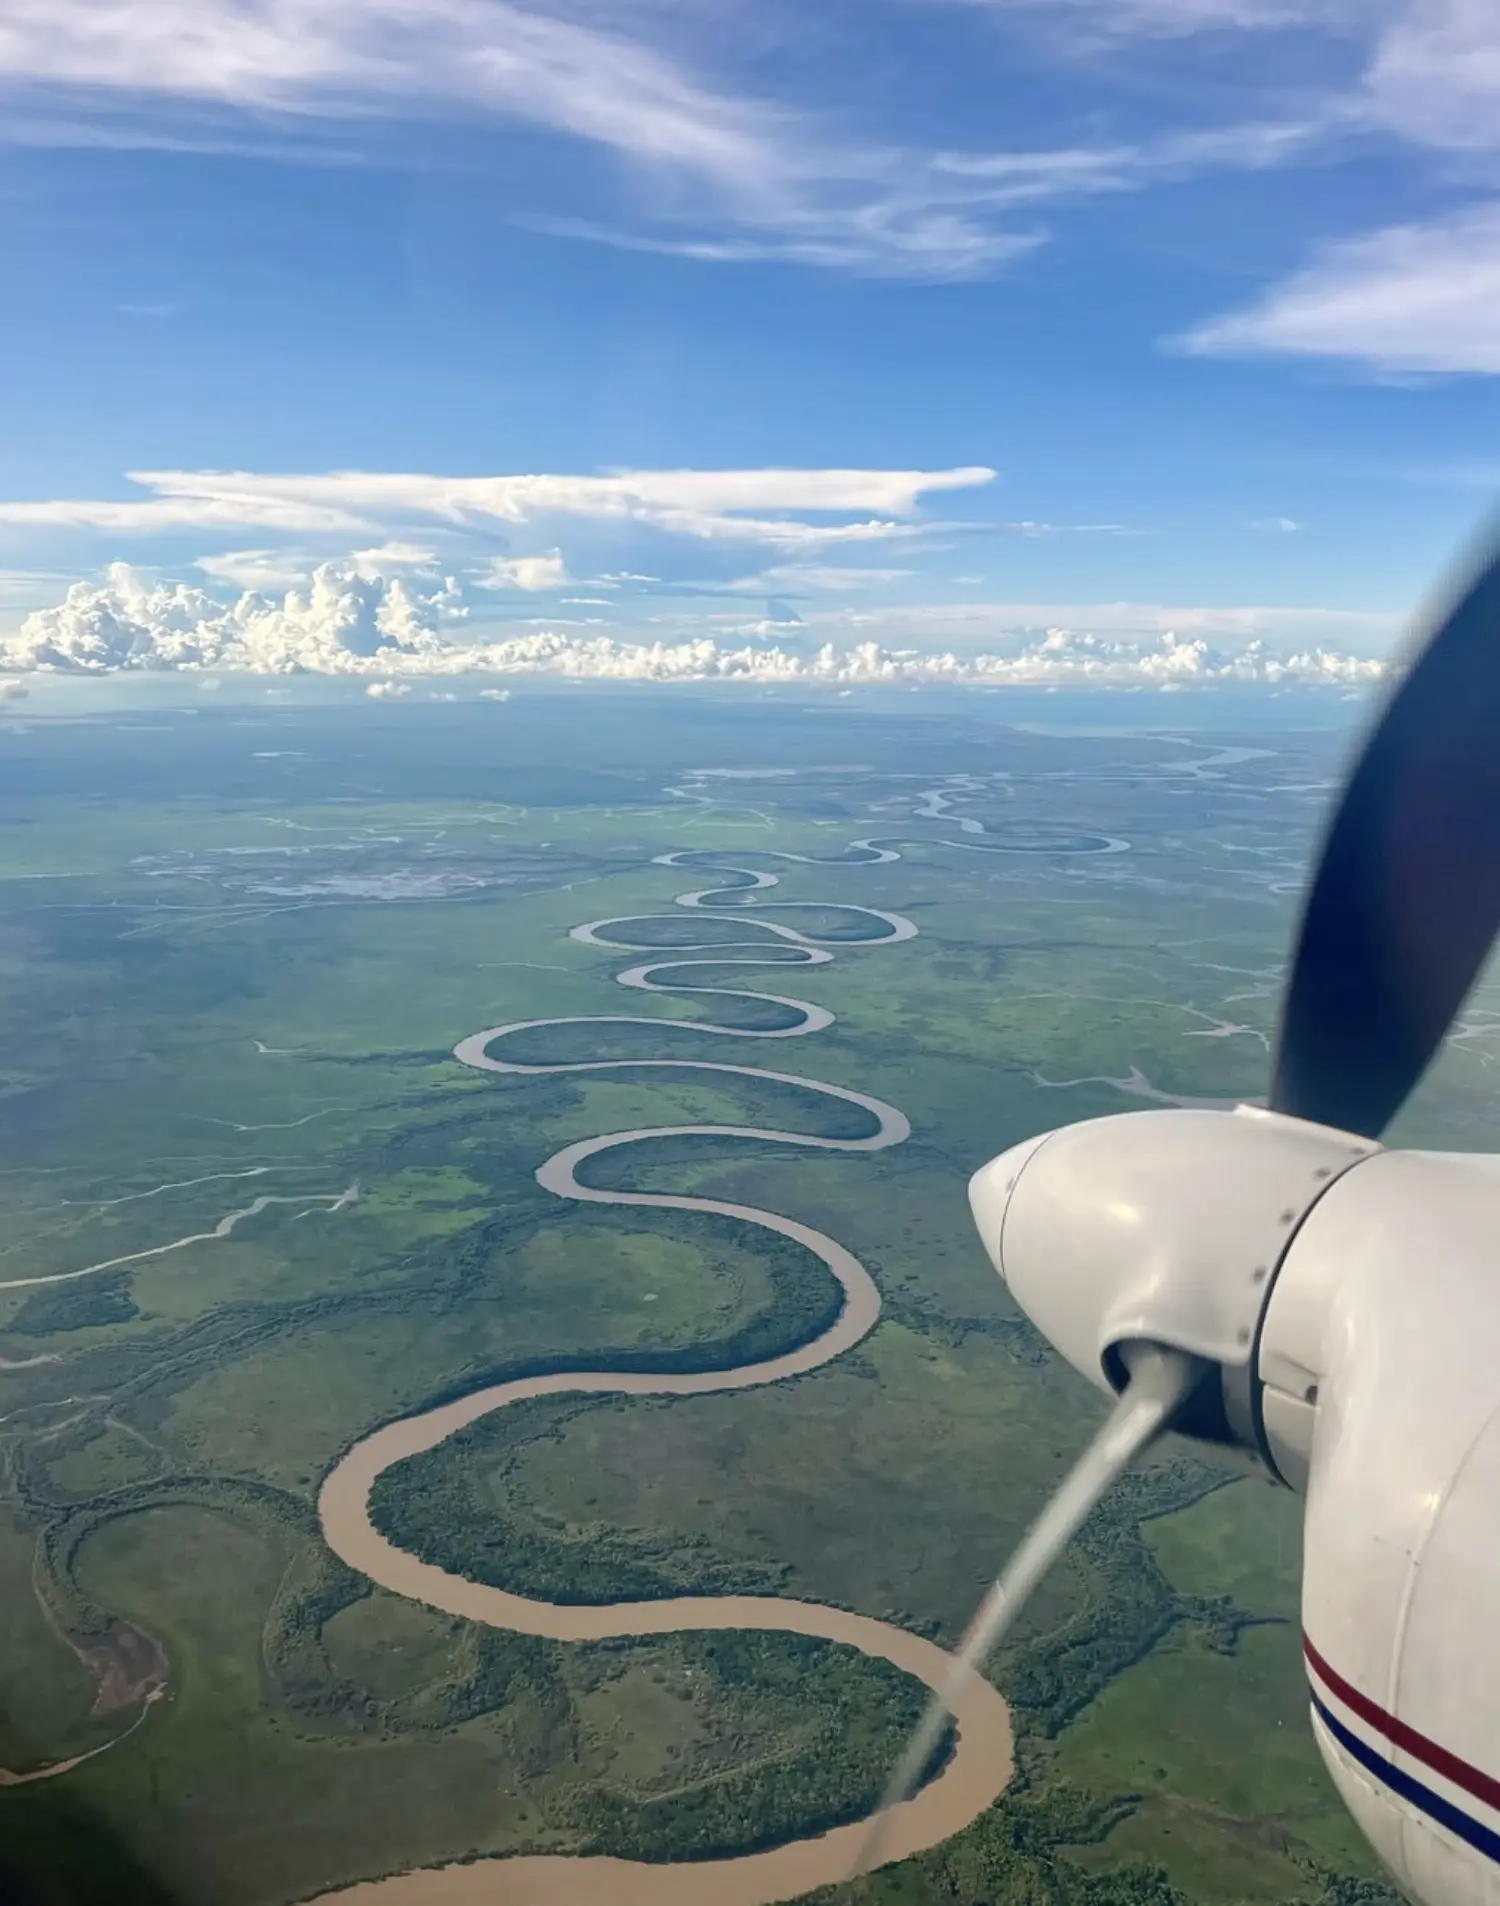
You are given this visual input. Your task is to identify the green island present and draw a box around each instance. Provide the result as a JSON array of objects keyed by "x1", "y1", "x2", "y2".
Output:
[{"x1": 5, "y1": 686, "x2": 1480, "y2": 1906}]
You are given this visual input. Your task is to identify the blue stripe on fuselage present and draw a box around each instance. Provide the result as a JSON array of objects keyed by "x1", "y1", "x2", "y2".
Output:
[{"x1": 1311, "y1": 1688, "x2": 1500, "y2": 1867}]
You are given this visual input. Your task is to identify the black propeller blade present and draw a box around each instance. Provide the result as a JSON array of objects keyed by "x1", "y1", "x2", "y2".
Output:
[{"x1": 1272, "y1": 531, "x2": 1500, "y2": 1138}]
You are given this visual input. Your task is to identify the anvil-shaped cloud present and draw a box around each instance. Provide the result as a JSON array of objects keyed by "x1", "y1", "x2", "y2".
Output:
[{"x1": 0, "y1": 466, "x2": 995, "y2": 548}]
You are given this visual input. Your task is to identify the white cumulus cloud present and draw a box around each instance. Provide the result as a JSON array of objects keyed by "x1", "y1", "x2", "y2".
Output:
[
  {"x1": 7, "y1": 561, "x2": 465, "y2": 674},
  {"x1": 794, "y1": 595, "x2": 1398, "y2": 651},
  {"x1": 1, "y1": 562, "x2": 1388, "y2": 690}
]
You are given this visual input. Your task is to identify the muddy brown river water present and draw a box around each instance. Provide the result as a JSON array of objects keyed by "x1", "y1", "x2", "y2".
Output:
[{"x1": 313, "y1": 844, "x2": 1023, "y2": 1902}]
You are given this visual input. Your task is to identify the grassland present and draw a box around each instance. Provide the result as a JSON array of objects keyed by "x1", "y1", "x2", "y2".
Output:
[{"x1": 2, "y1": 689, "x2": 1474, "y2": 1905}]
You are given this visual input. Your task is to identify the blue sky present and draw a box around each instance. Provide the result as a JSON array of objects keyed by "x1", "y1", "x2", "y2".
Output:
[{"x1": 4, "y1": 0, "x2": 1500, "y2": 677}]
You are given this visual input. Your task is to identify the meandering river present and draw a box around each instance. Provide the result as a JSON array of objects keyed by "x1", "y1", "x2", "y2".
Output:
[
  {"x1": 314, "y1": 835, "x2": 1035, "y2": 1903},
  {"x1": 312, "y1": 790, "x2": 1130, "y2": 1902}
]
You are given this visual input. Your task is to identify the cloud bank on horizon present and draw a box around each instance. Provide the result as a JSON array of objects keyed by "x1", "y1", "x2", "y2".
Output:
[
  {"x1": 0, "y1": 462, "x2": 1401, "y2": 689},
  {"x1": 2, "y1": 558, "x2": 1388, "y2": 690}
]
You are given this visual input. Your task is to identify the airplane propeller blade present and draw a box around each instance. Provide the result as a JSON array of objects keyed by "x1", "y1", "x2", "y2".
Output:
[
  {"x1": 1271, "y1": 530, "x2": 1500, "y2": 1138},
  {"x1": 869, "y1": 529, "x2": 1500, "y2": 1886},
  {"x1": 853, "y1": 1345, "x2": 1206, "y2": 1882}
]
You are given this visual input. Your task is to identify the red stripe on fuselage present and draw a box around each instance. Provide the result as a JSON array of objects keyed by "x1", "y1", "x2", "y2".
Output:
[{"x1": 1304, "y1": 1633, "x2": 1500, "y2": 1817}]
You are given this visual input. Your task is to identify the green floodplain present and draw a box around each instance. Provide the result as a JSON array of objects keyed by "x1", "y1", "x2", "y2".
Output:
[{"x1": 0, "y1": 683, "x2": 1491, "y2": 1906}]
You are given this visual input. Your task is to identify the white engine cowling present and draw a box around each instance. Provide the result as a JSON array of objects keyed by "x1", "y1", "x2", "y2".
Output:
[
  {"x1": 968, "y1": 1106, "x2": 1375, "y2": 1440},
  {"x1": 970, "y1": 1112, "x2": 1500, "y2": 1906}
]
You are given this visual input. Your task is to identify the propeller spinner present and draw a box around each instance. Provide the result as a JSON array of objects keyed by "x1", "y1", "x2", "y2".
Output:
[{"x1": 859, "y1": 529, "x2": 1500, "y2": 1904}]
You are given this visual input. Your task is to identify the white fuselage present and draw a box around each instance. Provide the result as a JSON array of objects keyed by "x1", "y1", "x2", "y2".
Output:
[
  {"x1": 1268, "y1": 1149, "x2": 1500, "y2": 1906},
  {"x1": 970, "y1": 1114, "x2": 1500, "y2": 1906}
]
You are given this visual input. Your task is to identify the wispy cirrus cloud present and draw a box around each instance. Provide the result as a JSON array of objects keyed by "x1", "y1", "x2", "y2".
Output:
[
  {"x1": 723, "y1": 564, "x2": 918, "y2": 594},
  {"x1": 1125, "y1": 0, "x2": 1500, "y2": 376},
  {"x1": 194, "y1": 548, "x2": 316, "y2": 590},
  {"x1": 943, "y1": 0, "x2": 1342, "y2": 30},
  {"x1": 0, "y1": 569, "x2": 68, "y2": 610},
  {"x1": 475, "y1": 550, "x2": 570, "y2": 590},
  {"x1": 969, "y1": 0, "x2": 1500, "y2": 174},
  {"x1": 1363, "y1": 0, "x2": 1500, "y2": 152},
  {"x1": 1176, "y1": 200, "x2": 1500, "y2": 373},
  {"x1": 194, "y1": 541, "x2": 438, "y2": 589},
  {"x1": 13, "y1": 0, "x2": 1500, "y2": 354},
  {"x1": 906, "y1": 0, "x2": 1500, "y2": 378},
  {"x1": 0, "y1": 0, "x2": 1078, "y2": 277},
  {"x1": 0, "y1": 0, "x2": 1359, "y2": 277},
  {"x1": 0, "y1": 0, "x2": 772, "y2": 172}
]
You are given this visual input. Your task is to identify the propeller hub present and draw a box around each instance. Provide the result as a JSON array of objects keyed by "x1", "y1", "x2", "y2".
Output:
[{"x1": 970, "y1": 1107, "x2": 1377, "y2": 1450}]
